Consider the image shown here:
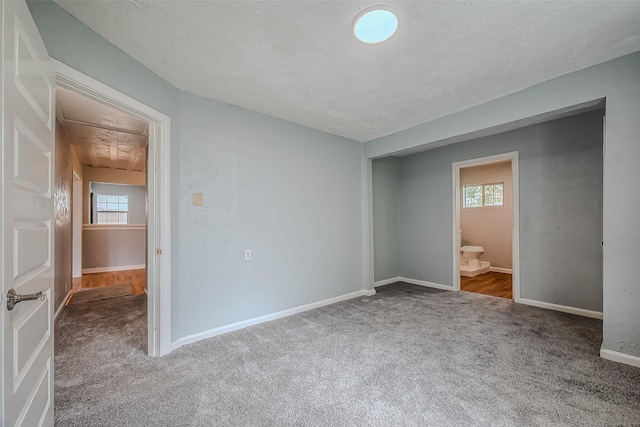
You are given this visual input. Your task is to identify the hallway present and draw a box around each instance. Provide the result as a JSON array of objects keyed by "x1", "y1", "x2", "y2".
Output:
[{"x1": 72, "y1": 269, "x2": 147, "y2": 295}]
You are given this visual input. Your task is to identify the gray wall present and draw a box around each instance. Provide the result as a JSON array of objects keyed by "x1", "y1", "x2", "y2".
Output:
[
  {"x1": 394, "y1": 110, "x2": 603, "y2": 312},
  {"x1": 82, "y1": 228, "x2": 146, "y2": 270},
  {"x1": 366, "y1": 51, "x2": 640, "y2": 358},
  {"x1": 90, "y1": 183, "x2": 146, "y2": 225},
  {"x1": 372, "y1": 157, "x2": 399, "y2": 281},
  {"x1": 176, "y1": 92, "x2": 364, "y2": 339}
]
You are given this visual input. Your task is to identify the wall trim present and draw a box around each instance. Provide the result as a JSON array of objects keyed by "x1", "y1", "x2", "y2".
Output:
[
  {"x1": 83, "y1": 224, "x2": 146, "y2": 231},
  {"x1": 517, "y1": 298, "x2": 603, "y2": 319},
  {"x1": 54, "y1": 59, "x2": 172, "y2": 357},
  {"x1": 171, "y1": 289, "x2": 376, "y2": 351},
  {"x1": 398, "y1": 277, "x2": 453, "y2": 291},
  {"x1": 490, "y1": 267, "x2": 513, "y2": 274},
  {"x1": 82, "y1": 264, "x2": 145, "y2": 275},
  {"x1": 600, "y1": 348, "x2": 640, "y2": 368},
  {"x1": 374, "y1": 277, "x2": 402, "y2": 287},
  {"x1": 375, "y1": 276, "x2": 454, "y2": 291},
  {"x1": 54, "y1": 289, "x2": 73, "y2": 320}
]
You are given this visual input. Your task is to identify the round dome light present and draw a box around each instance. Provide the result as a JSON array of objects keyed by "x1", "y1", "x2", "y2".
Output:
[{"x1": 353, "y1": 6, "x2": 398, "y2": 44}]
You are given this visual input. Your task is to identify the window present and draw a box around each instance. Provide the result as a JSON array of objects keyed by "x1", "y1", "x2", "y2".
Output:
[
  {"x1": 463, "y1": 183, "x2": 504, "y2": 208},
  {"x1": 96, "y1": 194, "x2": 129, "y2": 224},
  {"x1": 464, "y1": 185, "x2": 483, "y2": 208},
  {"x1": 484, "y1": 183, "x2": 504, "y2": 206}
]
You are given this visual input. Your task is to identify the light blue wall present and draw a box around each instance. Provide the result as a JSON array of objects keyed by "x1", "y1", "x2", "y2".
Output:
[
  {"x1": 366, "y1": 52, "x2": 640, "y2": 358},
  {"x1": 394, "y1": 110, "x2": 603, "y2": 311},
  {"x1": 372, "y1": 157, "x2": 399, "y2": 281},
  {"x1": 176, "y1": 92, "x2": 364, "y2": 338},
  {"x1": 29, "y1": 0, "x2": 366, "y2": 343}
]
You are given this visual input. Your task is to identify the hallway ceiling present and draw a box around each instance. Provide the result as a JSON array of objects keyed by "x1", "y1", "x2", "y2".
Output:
[
  {"x1": 56, "y1": 87, "x2": 148, "y2": 172},
  {"x1": 55, "y1": 1, "x2": 640, "y2": 142}
]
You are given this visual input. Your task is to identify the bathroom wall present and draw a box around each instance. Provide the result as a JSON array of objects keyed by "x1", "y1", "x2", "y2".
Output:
[
  {"x1": 460, "y1": 161, "x2": 513, "y2": 269},
  {"x1": 372, "y1": 157, "x2": 400, "y2": 281},
  {"x1": 395, "y1": 109, "x2": 603, "y2": 312}
]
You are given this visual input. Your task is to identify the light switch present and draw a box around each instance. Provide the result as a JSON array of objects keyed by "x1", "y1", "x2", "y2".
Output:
[{"x1": 193, "y1": 192, "x2": 203, "y2": 206}]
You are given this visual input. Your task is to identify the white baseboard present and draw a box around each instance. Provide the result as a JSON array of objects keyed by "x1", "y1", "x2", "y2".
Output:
[
  {"x1": 600, "y1": 348, "x2": 640, "y2": 368},
  {"x1": 54, "y1": 289, "x2": 73, "y2": 320},
  {"x1": 490, "y1": 267, "x2": 513, "y2": 274},
  {"x1": 398, "y1": 277, "x2": 454, "y2": 291},
  {"x1": 374, "y1": 276, "x2": 453, "y2": 291},
  {"x1": 374, "y1": 277, "x2": 402, "y2": 287},
  {"x1": 171, "y1": 289, "x2": 376, "y2": 351},
  {"x1": 82, "y1": 264, "x2": 145, "y2": 274},
  {"x1": 517, "y1": 298, "x2": 603, "y2": 319}
]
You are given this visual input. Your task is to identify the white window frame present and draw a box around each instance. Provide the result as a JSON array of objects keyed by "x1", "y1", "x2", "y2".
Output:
[
  {"x1": 463, "y1": 182, "x2": 504, "y2": 208},
  {"x1": 95, "y1": 193, "x2": 130, "y2": 224}
]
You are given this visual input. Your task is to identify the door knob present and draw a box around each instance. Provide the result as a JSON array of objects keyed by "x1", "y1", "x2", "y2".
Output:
[{"x1": 6, "y1": 289, "x2": 45, "y2": 311}]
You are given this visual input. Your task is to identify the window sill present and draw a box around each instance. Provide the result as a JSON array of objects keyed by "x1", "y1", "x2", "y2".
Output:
[{"x1": 82, "y1": 224, "x2": 146, "y2": 231}]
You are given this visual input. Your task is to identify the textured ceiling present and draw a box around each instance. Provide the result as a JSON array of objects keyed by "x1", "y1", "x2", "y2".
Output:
[
  {"x1": 55, "y1": 1, "x2": 640, "y2": 142},
  {"x1": 56, "y1": 87, "x2": 148, "y2": 172}
]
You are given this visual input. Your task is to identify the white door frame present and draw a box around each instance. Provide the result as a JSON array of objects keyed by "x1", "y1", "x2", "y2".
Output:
[
  {"x1": 53, "y1": 60, "x2": 172, "y2": 357},
  {"x1": 452, "y1": 151, "x2": 520, "y2": 300}
]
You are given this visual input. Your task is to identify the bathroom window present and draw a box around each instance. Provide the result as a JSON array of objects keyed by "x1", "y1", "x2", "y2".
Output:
[
  {"x1": 96, "y1": 194, "x2": 129, "y2": 224},
  {"x1": 464, "y1": 185, "x2": 484, "y2": 208},
  {"x1": 484, "y1": 183, "x2": 504, "y2": 206},
  {"x1": 463, "y1": 183, "x2": 503, "y2": 208}
]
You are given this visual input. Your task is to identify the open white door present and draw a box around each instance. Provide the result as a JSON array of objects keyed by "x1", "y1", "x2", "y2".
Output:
[{"x1": 1, "y1": 1, "x2": 56, "y2": 426}]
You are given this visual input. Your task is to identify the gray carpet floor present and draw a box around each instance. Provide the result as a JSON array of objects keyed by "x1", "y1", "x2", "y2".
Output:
[{"x1": 55, "y1": 282, "x2": 640, "y2": 426}]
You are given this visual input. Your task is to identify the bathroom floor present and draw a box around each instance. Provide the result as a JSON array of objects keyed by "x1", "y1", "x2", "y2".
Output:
[{"x1": 461, "y1": 272, "x2": 512, "y2": 299}]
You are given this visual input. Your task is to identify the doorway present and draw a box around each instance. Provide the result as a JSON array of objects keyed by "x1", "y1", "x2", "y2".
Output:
[
  {"x1": 57, "y1": 83, "x2": 149, "y2": 303},
  {"x1": 54, "y1": 60, "x2": 172, "y2": 357},
  {"x1": 452, "y1": 152, "x2": 520, "y2": 300}
]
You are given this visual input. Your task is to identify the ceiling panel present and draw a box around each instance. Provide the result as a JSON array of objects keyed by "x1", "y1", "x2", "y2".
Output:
[{"x1": 56, "y1": 87, "x2": 148, "y2": 172}]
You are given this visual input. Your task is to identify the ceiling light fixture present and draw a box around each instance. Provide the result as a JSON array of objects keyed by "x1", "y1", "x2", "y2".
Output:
[{"x1": 353, "y1": 6, "x2": 398, "y2": 44}]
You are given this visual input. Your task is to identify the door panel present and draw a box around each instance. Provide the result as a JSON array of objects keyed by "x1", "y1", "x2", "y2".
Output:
[
  {"x1": 14, "y1": 15, "x2": 53, "y2": 129},
  {"x1": 14, "y1": 119, "x2": 52, "y2": 194},
  {"x1": 1, "y1": 1, "x2": 55, "y2": 426}
]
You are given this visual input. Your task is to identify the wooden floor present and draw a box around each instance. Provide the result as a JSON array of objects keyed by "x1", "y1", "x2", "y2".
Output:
[
  {"x1": 72, "y1": 269, "x2": 147, "y2": 295},
  {"x1": 461, "y1": 272, "x2": 512, "y2": 299}
]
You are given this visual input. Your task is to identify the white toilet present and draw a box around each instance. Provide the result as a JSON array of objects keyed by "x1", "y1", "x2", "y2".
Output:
[
  {"x1": 460, "y1": 245, "x2": 485, "y2": 268},
  {"x1": 460, "y1": 245, "x2": 490, "y2": 277}
]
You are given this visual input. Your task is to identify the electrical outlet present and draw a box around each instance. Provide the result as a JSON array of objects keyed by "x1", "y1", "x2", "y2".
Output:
[
  {"x1": 244, "y1": 249, "x2": 251, "y2": 260},
  {"x1": 193, "y1": 192, "x2": 203, "y2": 206}
]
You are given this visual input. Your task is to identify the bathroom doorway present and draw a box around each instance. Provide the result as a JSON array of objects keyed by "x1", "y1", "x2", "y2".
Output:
[{"x1": 452, "y1": 152, "x2": 519, "y2": 300}]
